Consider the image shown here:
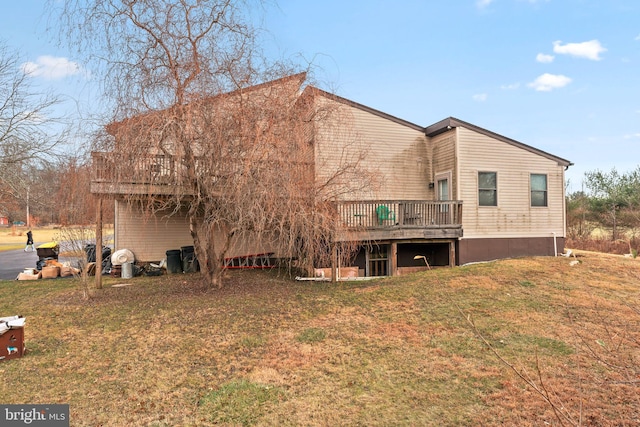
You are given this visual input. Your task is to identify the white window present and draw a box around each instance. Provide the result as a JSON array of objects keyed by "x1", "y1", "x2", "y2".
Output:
[
  {"x1": 478, "y1": 172, "x2": 497, "y2": 206},
  {"x1": 531, "y1": 174, "x2": 548, "y2": 207}
]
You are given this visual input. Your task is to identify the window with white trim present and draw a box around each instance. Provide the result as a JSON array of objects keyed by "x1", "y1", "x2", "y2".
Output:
[
  {"x1": 478, "y1": 171, "x2": 497, "y2": 206},
  {"x1": 531, "y1": 174, "x2": 548, "y2": 207}
]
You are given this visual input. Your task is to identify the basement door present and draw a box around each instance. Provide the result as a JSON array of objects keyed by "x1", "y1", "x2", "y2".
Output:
[{"x1": 366, "y1": 245, "x2": 389, "y2": 276}]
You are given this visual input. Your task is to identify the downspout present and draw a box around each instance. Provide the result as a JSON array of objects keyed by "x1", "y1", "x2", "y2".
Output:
[
  {"x1": 427, "y1": 135, "x2": 434, "y2": 197},
  {"x1": 95, "y1": 197, "x2": 103, "y2": 289},
  {"x1": 562, "y1": 164, "x2": 568, "y2": 244}
]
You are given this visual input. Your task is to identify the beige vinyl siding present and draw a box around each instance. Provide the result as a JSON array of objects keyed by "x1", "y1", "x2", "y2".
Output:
[
  {"x1": 456, "y1": 127, "x2": 566, "y2": 239},
  {"x1": 212, "y1": 230, "x2": 278, "y2": 259},
  {"x1": 115, "y1": 201, "x2": 277, "y2": 262},
  {"x1": 431, "y1": 130, "x2": 457, "y2": 200},
  {"x1": 115, "y1": 200, "x2": 193, "y2": 261},
  {"x1": 314, "y1": 98, "x2": 429, "y2": 201}
]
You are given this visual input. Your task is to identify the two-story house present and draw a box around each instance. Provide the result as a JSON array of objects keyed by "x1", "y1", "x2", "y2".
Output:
[{"x1": 91, "y1": 74, "x2": 572, "y2": 278}]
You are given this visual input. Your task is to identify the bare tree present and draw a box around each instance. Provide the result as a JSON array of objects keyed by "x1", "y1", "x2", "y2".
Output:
[
  {"x1": 54, "y1": 225, "x2": 96, "y2": 300},
  {"x1": 52, "y1": 156, "x2": 103, "y2": 225},
  {"x1": 0, "y1": 42, "x2": 67, "y2": 166},
  {"x1": 0, "y1": 41, "x2": 71, "y2": 225},
  {"x1": 57, "y1": 0, "x2": 372, "y2": 287}
]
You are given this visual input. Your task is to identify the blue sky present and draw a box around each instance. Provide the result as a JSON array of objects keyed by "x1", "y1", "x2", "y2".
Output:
[{"x1": 1, "y1": 0, "x2": 639, "y2": 191}]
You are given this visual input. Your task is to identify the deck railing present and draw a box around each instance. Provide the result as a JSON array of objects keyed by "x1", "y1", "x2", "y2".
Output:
[
  {"x1": 92, "y1": 152, "x2": 314, "y2": 186},
  {"x1": 92, "y1": 152, "x2": 177, "y2": 184},
  {"x1": 337, "y1": 200, "x2": 463, "y2": 229},
  {"x1": 92, "y1": 153, "x2": 463, "y2": 231}
]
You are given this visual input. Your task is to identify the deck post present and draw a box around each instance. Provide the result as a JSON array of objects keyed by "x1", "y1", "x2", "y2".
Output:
[
  {"x1": 390, "y1": 242, "x2": 398, "y2": 276},
  {"x1": 331, "y1": 244, "x2": 337, "y2": 282},
  {"x1": 449, "y1": 240, "x2": 456, "y2": 267},
  {"x1": 95, "y1": 197, "x2": 103, "y2": 289}
]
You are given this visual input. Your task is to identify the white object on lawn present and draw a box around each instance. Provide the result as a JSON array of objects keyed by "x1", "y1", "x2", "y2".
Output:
[
  {"x1": 111, "y1": 249, "x2": 135, "y2": 266},
  {"x1": 0, "y1": 316, "x2": 25, "y2": 336}
]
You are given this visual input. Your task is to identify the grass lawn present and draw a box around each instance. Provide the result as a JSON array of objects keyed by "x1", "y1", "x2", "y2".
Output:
[
  {"x1": 0, "y1": 226, "x2": 113, "y2": 252},
  {"x1": 0, "y1": 227, "x2": 56, "y2": 251},
  {"x1": 0, "y1": 252, "x2": 638, "y2": 426}
]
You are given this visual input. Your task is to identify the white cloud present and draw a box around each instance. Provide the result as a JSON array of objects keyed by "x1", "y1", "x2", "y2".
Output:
[
  {"x1": 500, "y1": 82, "x2": 520, "y2": 90},
  {"x1": 473, "y1": 93, "x2": 488, "y2": 102},
  {"x1": 528, "y1": 73, "x2": 572, "y2": 91},
  {"x1": 476, "y1": 0, "x2": 494, "y2": 9},
  {"x1": 21, "y1": 56, "x2": 85, "y2": 80},
  {"x1": 635, "y1": 34, "x2": 640, "y2": 41},
  {"x1": 552, "y1": 40, "x2": 607, "y2": 61},
  {"x1": 623, "y1": 133, "x2": 640, "y2": 139},
  {"x1": 536, "y1": 53, "x2": 554, "y2": 63}
]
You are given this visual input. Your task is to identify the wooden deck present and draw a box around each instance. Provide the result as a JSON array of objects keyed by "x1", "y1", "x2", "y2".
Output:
[
  {"x1": 335, "y1": 200, "x2": 463, "y2": 241},
  {"x1": 90, "y1": 151, "x2": 313, "y2": 196},
  {"x1": 91, "y1": 152, "x2": 190, "y2": 195},
  {"x1": 91, "y1": 152, "x2": 463, "y2": 241}
]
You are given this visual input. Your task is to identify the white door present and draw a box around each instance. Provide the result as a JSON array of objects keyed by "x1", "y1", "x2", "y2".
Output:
[
  {"x1": 437, "y1": 178, "x2": 449, "y2": 201},
  {"x1": 435, "y1": 172, "x2": 451, "y2": 224}
]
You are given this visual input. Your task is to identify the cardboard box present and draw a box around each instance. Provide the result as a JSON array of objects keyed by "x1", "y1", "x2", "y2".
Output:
[
  {"x1": 86, "y1": 262, "x2": 96, "y2": 276},
  {"x1": 338, "y1": 267, "x2": 359, "y2": 278},
  {"x1": 314, "y1": 267, "x2": 360, "y2": 279},
  {"x1": 60, "y1": 266, "x2": 80, "y2": 278},
  {"x1": 0, "y1": 328, "x2": 25, "y2": 361},
  {"x1": 41, "y1": 266, "x2": 60, "y2": 279},
  {"x1": 17, "y1": 272, "x2": 41, "y2": 281}
]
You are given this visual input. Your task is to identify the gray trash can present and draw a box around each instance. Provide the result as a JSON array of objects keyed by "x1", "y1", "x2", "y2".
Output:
[{"x1": 121, "y1": 262, "x2": 133, "y2": 279}]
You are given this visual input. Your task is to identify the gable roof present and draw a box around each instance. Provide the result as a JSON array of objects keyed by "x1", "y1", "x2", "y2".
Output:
[
  {"x1": 106, "y1": 73, "x2": 572, "y2": 169},
  {"x1": 425, "y1": 117, "x2": 573, "y2": 168},
  {"x1": 302, "y1": 86, "x2": 425, "y2": 132},
  {"x1": 107, "y1": 73, "x2": 309, "y2": 135},
  {"x1": 306, "y1": 87, "x2": 572, "y2": 168}
]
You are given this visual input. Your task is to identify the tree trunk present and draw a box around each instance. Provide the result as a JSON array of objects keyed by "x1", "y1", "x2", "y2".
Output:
[
  {"x1": 611, "y1": 204, "x2": 618, "y2": 241},
  {"x1": 95, "y1": 197, "x2": 103, "y2": 290},
  {"x1": 188, "y1": 210, "x2": 214, "y2": 287}
]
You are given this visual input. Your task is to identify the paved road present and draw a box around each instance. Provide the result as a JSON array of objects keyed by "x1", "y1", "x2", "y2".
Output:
[
  {"x1": 0, "y1": 245, "x2": 78, "y2": 280},
  {"x1": 0, "y1": 248, "x2": 41, "y2": 280}
]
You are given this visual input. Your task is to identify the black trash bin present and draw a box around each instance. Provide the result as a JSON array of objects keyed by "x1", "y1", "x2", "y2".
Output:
[
  {"x1": 85, "y1": 244, "x2": 111, "y2": 263},
  {"x1": 85, "y1": 244, "x2": 97, "y2": 263},
  {"x1": 84, "y1": 244, "x2": 112, "y2": 273},
  {"x1": 36, "y1": 244, "x2": 59, "y2": 260},
  {"x1": 181, "y1": 246, "x2": 199, "y2": 273},
  {"x1": 166, "y1": 249, "x2": 183, "y2": 274},
  {"x1": 36, "y1": 242, "x2": 60, "y2": 270}
]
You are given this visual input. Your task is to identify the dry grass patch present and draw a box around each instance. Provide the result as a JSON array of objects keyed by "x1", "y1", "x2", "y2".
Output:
[
  {"x1": 0, "y1": 256, "x2": 639, "y2": 425},
  {"x1": 0, "y1": 226, "x2": 114, "y2": 250}
]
